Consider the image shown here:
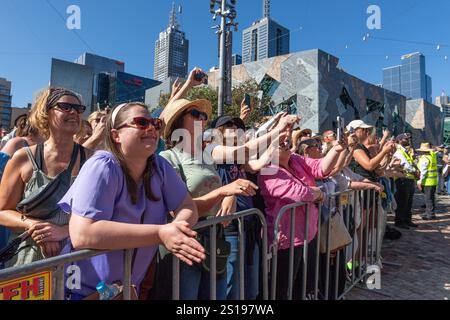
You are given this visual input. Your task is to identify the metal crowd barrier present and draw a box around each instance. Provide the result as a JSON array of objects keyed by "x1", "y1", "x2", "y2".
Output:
[
  {"x1": 171, "y1": 208, "x2": 269, "y2": 300},
  {"x1": 270, "y1": 189, "x2": 385, "y2": 300},
  {"x1": 0, "y1": 248, "x2": 134, "y2": 300},
  {"x1": 0, "y1": 209, "x2": 268, "y2": 301},
  {"x1": 0, "y1": 192, "x2": 385, "y2": 301}
]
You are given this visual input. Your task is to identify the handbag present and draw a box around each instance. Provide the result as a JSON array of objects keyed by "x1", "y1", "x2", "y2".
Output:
[
  {"x1": 16, "y1": 144, "x2": 85, "y2": 220},
  {"x1": 196, "y1": 224, "x2": 231, "y2": 276},
  {"x1": 319, "y1": 207, "x2": 352, "y2": 254},
  {"x1": 0, "y1": 232, "x2": 30, "y2": 264}
]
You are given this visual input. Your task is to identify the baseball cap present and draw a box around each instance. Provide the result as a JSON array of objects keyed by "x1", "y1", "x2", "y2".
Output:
[
  {"x1": 346, "y1": 120, "x2": 373, "y2": 131},
  {"x1": 212, "y1": 115, "x2": 246, "y2": 130},
  {"x1": 395, "y1": 133, "x2": 411, "y2": 141}
]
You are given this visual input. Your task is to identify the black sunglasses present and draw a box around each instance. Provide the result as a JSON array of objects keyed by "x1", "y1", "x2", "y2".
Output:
[
  {"x1": 186, "y1": 109, "x2": 208, "y2": 121},
  {"x1": 53, "y1": 102, "x2": 86, "y2": 114}
]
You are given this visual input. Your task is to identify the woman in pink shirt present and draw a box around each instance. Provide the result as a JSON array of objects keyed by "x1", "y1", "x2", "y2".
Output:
[{"x1": 258, "y1": 128, "x2": 344, "y2": 299}]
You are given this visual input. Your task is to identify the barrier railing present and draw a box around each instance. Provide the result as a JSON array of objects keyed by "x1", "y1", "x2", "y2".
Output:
[
  {"x1": 171, "y1": 208, "x2": 269, "y2": 300},
  {"x1": 0, "y1": 248, "x2": 134, "y2": 300},
  {"x1": 0, "y1": 192, "x2": 385, "y2": 301},
  {"x1": 270, "y1": 189, "x2": 385, "y2": 300}
]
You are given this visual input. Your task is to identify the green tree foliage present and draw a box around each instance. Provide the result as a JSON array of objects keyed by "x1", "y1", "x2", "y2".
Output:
[{"x1": 159, "y1": 79, "x2": 272, "y2": 127}]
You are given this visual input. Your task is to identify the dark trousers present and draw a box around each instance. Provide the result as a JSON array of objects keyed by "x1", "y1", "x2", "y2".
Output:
[
  {"x1": 274, "y1": 237, "x2": 318, "y2": 300},
  {"x1": 394, "y1": 178, "x2": 415, "y2": 224},
  {"x1": 423, "y1": 186, "x2": 436, "y2": 217}
]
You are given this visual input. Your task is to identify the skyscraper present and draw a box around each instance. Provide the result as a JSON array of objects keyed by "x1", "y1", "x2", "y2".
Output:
[
  {"x1": 0, "y1": 78, "x2": 12, "y2": 129},
  {"x1": 383, "y1": 52, "x2": 432, "y2": 103},
  {"x1": 50, "y1": 58, "x2": 94, "y2": 118},
  {"x1": 153, "y1": 2, "x2": 189, "y2": 82},
  {"x1": 242, "y1": 0, "x2": 290, "y2": 63},
  {"x1": 75, "y1": 53, "x2": 125, "y2": 109}
]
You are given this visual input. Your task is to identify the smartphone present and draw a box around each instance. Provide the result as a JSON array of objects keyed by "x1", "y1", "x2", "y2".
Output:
[
  {"x1": 194, "y1": 71, "x2": 208, "y2": 85},
  {"x1": 336, "y1": 116, "x2": 345, "y2": 141},
  {"x1": 244, "y1": 93, "x2": 251, "y2": 111}
]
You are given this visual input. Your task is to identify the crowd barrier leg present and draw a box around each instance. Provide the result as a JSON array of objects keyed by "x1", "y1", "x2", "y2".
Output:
[
  {"x1": 172, "y1": 254, "x2": 180, "y2": 300},
  {"x1": 123, "y1": 249, "x2": 133, "y2": 300},
  {"x1": 301, "y1": 205, "x2": 310, "y2": 300},
  {"x1": 210, "y1": 224, "x2": 217, "y2": 300},
  {"x1": 55, "y1": 264, "x2": 65, "y2": 300},
  {"x1": 287, "y1": 207, "x2": 296, "y2": 300},
  {"x1": 351, "y1": 191, "x2": 357, "y2": 285},
  {"x1": 314, "y1": 205, "x2": 321, "y2": 300},
  {"x1": 324, "y1": 202, "x2": 332, "y2": 300},
  {"x1": 238, "y1": 217, "x2": 245, "y2": 300}
]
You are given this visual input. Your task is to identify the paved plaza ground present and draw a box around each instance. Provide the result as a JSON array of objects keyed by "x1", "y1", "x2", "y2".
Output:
[{"x1": 347, "y1": 192, "x2": 450, "y2": 300}]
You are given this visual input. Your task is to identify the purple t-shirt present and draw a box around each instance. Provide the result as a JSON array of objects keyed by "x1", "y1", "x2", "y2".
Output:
[{"x1": 58, "y1": 151, "x2": 188, "y2": 297}]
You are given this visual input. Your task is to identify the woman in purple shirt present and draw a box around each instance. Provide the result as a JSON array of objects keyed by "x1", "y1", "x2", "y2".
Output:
[{"x1": 59, "y1": 102, "x2": 205, "y2": 299}]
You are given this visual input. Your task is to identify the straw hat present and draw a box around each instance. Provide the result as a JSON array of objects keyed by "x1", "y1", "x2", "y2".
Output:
[
  {"x1": 161, "y1": 98, "x2": 212, "y2": 141},
  {"x1": 416, "y1": 142, "x2": 433, "y2": 152}
]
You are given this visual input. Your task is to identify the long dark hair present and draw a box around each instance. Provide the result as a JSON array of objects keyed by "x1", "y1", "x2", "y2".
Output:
[{"x1": 105, "y1": 102, "x2": 160, "y2": 204}]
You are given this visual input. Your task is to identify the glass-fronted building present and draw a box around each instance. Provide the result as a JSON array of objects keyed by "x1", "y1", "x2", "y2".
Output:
[
  {"x1": 0, "y1": 78, "x2": 12, "y2": 129},
  {"x1": 75, "y1": 53, "x2": 125, "y2": 110},
  {"x1": 105, "y1": 71, "x2": 160, "y2": 106},
  {"x1": 242, "y1": 17, "x2": 290, "y2": 63},
  {"x1": 383, "y1": 52, "x2": 432, "y2": 103}
]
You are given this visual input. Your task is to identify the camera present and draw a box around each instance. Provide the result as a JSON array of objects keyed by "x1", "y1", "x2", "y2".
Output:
[{"x1": 194, "y1": 71, "x2": 208, "y2": 85}]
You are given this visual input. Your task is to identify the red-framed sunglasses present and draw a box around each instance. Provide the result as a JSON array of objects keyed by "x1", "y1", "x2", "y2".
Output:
[
  {"x1": 53, "y1": 102, "x2": 86, "y2": 114},
  {"x1": 117, "y1": 116, "x2": 162, "y2": 131}
]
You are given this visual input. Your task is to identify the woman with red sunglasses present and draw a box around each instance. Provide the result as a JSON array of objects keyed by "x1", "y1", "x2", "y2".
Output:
[
  {"x1": 0, "y1": 87, "x2": 89, "y2": 267},
  {"x1": 58, "y1": 102, "x2": 204, "y2": 299}
]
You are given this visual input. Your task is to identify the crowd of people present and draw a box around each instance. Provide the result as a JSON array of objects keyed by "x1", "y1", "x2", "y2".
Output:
[{"x1": 0, "y1": 67, "x2": 446, "y2": 300}]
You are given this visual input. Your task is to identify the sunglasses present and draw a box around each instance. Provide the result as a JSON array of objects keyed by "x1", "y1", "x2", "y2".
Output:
[
  {"x1": 118, "y1": 116, "x2": 162, "y2": 131},
  {"x1": 186, "y1": 109, "x2": 208, "y2": 121},
  {"x1": 53, "y1": 102, "x2": 86, "y2": 114}
]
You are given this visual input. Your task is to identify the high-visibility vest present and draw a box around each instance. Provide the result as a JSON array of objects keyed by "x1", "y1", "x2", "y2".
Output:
[
  {"x1": 397, "y1": 147, "x2": 416, "y2": 180},
  {"x1": 418, "y1": 153, "x2": 438, "y2": 186}
]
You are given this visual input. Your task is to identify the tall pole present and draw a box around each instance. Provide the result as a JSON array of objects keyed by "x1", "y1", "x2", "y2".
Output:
[{"x1": 217, "y1": 0, "x2": 227, "y2": 117}]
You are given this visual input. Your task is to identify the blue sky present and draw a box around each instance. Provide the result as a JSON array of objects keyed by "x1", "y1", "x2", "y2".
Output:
[{"x1": 1, "y1": 0, "x2": 450, "y2": 107}]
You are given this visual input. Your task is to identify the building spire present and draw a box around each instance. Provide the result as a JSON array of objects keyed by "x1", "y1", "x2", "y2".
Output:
[
  {"x1": 168, "y1": 2, "x2": 179, "y2": 29},
  {"x1": 263, "y1": 0, "x2": 270, "y2": 18}
]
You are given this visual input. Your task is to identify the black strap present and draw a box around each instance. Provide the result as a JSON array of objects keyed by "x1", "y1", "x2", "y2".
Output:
[
  {"x1": 35, "y1": 143, "x2": 44, "y2": 170},
  {"x1": 35, "y1": 143, "x2": 80, "y2": 174}
]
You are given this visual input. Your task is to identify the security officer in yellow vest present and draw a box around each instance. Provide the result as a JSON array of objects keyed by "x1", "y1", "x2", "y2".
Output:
[
  {"x1": 392, "y1": 133, "x2": 420, "y2": 229},
  {"x1": 416, "y1": 142, "x2": 438, "y2": 220}
]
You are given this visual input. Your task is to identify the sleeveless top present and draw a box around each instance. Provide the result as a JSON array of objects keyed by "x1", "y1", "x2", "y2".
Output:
[
  {"x1": 5, "y1": 143, "x2": 86, "y2": 267},
  {"x1": 350, "y1": 143, "x2": 378, "y2": 182}
]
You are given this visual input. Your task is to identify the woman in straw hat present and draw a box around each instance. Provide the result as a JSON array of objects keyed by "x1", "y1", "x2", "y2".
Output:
[{"x1": 159, "y1": 91, "x2": 298, "y2": 299}]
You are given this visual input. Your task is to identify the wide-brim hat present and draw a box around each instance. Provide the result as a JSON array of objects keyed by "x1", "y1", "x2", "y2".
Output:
[
  {"x1": 161, "y1": 98, "x2": 212, "y2": 141},
  {"x1": 416, "y1": 142, "x2": 433, "y2": 152}
]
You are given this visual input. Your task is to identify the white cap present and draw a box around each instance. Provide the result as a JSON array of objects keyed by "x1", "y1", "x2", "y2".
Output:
[{"x1": 346, "y1": 120, "x2": 373, "y2": 131}]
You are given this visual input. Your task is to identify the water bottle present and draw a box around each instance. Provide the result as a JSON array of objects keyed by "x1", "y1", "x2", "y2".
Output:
[{"x1": 96, "y1": 281, "x2": 120, "y2": 300}]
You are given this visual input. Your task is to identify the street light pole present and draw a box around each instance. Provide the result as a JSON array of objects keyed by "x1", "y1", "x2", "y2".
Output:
[
  {"x1": 217, "y1": 0, "x2": 227, "y2": 117},
  {"x1": 210, "y1": 0, "x2": 238, "y2": 117}
]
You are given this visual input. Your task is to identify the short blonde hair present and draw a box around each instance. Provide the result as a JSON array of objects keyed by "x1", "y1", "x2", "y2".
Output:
[{"x1": 87, "y1": 111, "x2": 106, "y2": 126}]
